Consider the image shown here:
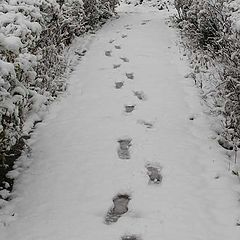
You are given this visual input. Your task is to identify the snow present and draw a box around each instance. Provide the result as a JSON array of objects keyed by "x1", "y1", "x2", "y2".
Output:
[
  {"x1": 0, "y1": 35, "x2": 22, "y2": 54},
  {"x1": 228, "y1": 0, "x2": 240, "y2": 32},
  {"x1": 15, "y1": 53, "x2": 38, "y2": 72},
  {"x1": 21, "y1": 90, "x2": 48, "y2": 135},
  {"x1": 1, "y1": 2, "x2": 240, "y2": 240},
  {"x1": 0, "y1": 60, "x2": 15, "y2": 78},
  {"x1": 12, "y1": 86, "x2": 27, "y2": 98},
  {"x1": 0, "y1": 98, "x2": 15, "y2": 115},
  {"x1": 0, "y1": 190, "x2": 10, "y2": 200}
]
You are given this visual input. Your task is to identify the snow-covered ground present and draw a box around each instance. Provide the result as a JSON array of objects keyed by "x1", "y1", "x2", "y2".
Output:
[{"x1": 1, "y1": 2, "x2": 240, "y2": 240}]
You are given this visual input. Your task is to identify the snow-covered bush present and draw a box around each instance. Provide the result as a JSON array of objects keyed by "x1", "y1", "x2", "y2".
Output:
[
  {"x1": 173, "y1": 0, "x2": 240, "y2": 173},
  {"x1": 175, "y1": 0, "x2": 231, "y2": 49},
  {"x1": 0, "y1": 0, "x2": 119, "y2": 194},
  {"x1": 124, "y1": 0, "x2": 170, "y2": 10},
  {"x1": 83, "y1": 0, "x2": 118, "y2": 29}
]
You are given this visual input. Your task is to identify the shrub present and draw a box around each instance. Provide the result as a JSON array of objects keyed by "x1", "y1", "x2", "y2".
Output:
[
  {"x1": 0, "y1": 0, "x2": 119, "y2": 195},
  {"x1": 173, "y1": 0, "x2": 240, "y2": 163}
]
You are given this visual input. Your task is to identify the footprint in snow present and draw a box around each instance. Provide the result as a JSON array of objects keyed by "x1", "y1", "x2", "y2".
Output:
[
  {"x1": 115, "y1": 81, "x2": 124, "y2": 89},
  {"x1": 236, "y1": 219, "x2": 240, "y2": 226},
  {"x1": 137, "y1": 120, "x2": 154, "y2": 129},
  {"x1": 133, "y1": 91, "x2": 147, "y2": 101},
  {"x1": 124, "y1": 24, "x2": 132, "y2": 29},
  {"x1": 214, "y1": 174, "x2": 220, "y2": 179},
  {"x1": 109, "y1": 39, "x2": 115, "y2": 43},
  {"x1": 122, "y1": 34, "x2": 128, "y2": 38},
  {"x1": 121, "y1": 235, "x2": 141, "y2": 240},
  {"x1": 33, "y1": 120, "x2": 43, "y2": 129},
  {"x1": 145, "y1": 163, "x2": 162, "y2": 184},
  {"x1": 104, "y1": 194, "x2": 131, "y2": 224},
  {"x1": 117, "y1": 138, "x2": 132, "y2": 160},
  {"x1": 142, "y1": 19, "x2": 151, "y2": 23},
  {"x1": 75, "y1": 49, "x2": 87, "y2": 57},
  {"x1": 115, "y1": 45, "x2": 121, "y2": 50},
  {"x1": 113, "y1": 64, "x2": 121, "y2": 69},
  {"x1": 126, "y1": 73, "x2": 134, "y2": 79},
  {"x1": 125, "y1": 105, "x2": 135, "y2": 113},
  {"x1": 141, "y1": 19, "x2": 151, "y2": 25},
  {"x1": 120, "y1": 57, "x2": 130, "y2": 63},
  {"x1": 105, "y1": 50, "x2": 112, "y2": 57}
]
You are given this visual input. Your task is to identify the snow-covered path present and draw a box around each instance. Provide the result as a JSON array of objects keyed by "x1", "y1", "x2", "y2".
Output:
[{"x1": 2, "y1": 4, "x2": 240, "y2": 240}]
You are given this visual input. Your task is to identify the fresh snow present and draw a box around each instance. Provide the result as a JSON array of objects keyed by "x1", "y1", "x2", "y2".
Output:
[
  {"x1": 1, "y1": 3, "x2": 240, "y2": 240},
  {"x1": 0, "y1": 35, "x2": 22, "y2": 54}
]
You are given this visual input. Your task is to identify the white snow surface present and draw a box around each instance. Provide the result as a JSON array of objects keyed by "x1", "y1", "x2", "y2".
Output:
[{"x1": 1, "y1": 3, "x2": 240, "y2": 240}]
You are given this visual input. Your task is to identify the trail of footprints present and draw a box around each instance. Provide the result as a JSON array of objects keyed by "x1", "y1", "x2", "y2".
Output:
[{"x1": 103, "y1": 20, "x2": 161, "y2": 239}]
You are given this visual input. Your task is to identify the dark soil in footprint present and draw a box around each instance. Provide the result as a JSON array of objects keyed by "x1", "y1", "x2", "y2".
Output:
[
  {"x1": 121, "y1": 235, "x2": 141, "y2": 240},
  {"x1": 113, "y1": 64, "x2": 121, "y2": 69},
  {"x1": 115, "y1": 82, "x2": 124, "y2": 89},
  {"x1": 115, "y1": 45, "x2": 121, "y2": 49},
  {"x1": 146, "y1": 163, "x2": 162, "y2": 184},
  {"x1": 105, "y1": 194, "x2": 131, "y2": 224},
  {"x1": 117, "y1": 138, "x2": 132, "y2": 159},
  {"x1": 120, "y1": 57, "x2": 129, "y2": 63},
  {"x1": 133, "y1": 91, "x2": 146, "y2": 101},
  {"x1": 105, "y1": 50, "x2": 112, "y2": 57},
  {"x1": 125, "y1": 105, "x2": 135, "y2": 113},
  {"x1": 126, "y1": 73, "x2": 134, "y2": 79}
]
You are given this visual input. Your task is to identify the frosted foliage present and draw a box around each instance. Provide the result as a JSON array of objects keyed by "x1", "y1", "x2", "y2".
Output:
[
  {"x1": 173, "y1": 0, "x2": 240, "y2": 176},
  {"x1": 0, "y1": 0, "x2": 119, "y2": 155}
]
